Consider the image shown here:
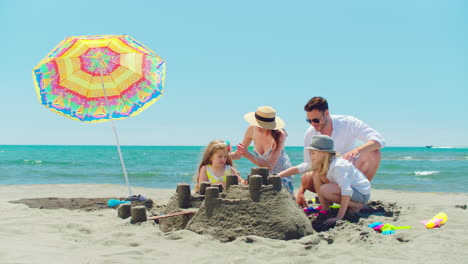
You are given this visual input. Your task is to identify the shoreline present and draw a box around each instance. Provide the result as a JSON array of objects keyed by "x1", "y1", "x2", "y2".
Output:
[{"x1": 1, "y1": 184, "x2": 467, "y2": 263}]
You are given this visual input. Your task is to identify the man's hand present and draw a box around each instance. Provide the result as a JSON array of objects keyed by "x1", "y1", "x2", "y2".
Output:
[{"x1": 342, "y1": 148, "x2": 359, "y2": 161}]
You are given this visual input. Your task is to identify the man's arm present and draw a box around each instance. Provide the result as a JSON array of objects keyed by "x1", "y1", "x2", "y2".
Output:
[
  {"x1": 342, "y1": 140, "x2": 381, "y2": 160},
  {"x1": 342, "y1": 116, "x2": 385, "y2": 160}
]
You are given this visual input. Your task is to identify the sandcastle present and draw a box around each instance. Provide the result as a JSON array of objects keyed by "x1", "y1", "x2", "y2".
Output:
[{"x1": 143, "y1": 167, "x2": 314, "y2": 241}]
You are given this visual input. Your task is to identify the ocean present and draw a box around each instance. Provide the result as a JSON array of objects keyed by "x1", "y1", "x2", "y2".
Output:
[{"x1": 0, "y1": 145, "x2": 467, "y2": 193}]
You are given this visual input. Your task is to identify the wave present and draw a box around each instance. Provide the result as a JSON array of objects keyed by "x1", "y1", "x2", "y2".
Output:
[
  {"x1": 384, "y1": 157, "x2": 467, "y2": 161},
  {"x1": 21, "y1": 159, "x2": 73, "y2": 165},
  {"x1": 414, "y1": 171, "x2": 440, "y2": 176},
  {"x1": 0, "y1": 159, "x2": 116, "y2": 166}
]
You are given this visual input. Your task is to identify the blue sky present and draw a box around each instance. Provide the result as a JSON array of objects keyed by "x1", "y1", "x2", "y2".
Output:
[{"x1": 1, "y1": 0, "x2": 467, "y2": 147}]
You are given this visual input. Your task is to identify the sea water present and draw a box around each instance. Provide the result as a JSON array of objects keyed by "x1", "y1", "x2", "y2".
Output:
[{"x1": 0, "y1": 145, "x2": 467, "y2": 193}]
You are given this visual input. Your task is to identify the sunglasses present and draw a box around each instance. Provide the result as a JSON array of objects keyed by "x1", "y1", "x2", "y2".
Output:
[{"x1": 305, "y1": 118, "x2": 320, "y2": 124}]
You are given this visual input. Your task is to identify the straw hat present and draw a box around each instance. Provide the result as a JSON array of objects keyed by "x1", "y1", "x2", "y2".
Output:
[
  {"x1": 306, "y1": 135, "x2": 336, "y2": 153},
  {"x1": 244, "y1": 106, "x2": 285, "y2": 130}
]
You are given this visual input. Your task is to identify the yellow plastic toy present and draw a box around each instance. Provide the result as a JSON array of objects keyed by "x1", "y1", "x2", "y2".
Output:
[{"x1": 422, "y1": 212, "x2": 448, "y2": 229}]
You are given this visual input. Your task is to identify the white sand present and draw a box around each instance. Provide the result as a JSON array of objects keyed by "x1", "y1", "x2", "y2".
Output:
[{"x1": 0, "y1": 184, "x2": 467, "y2": 264}]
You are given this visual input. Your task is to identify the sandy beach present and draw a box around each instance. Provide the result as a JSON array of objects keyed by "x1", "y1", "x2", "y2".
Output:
[{"x1": 1, "y1": 184, "x2": 467, "y2": 264}]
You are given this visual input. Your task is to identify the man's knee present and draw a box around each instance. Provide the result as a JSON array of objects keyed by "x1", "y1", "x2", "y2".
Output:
[
  {"x1": 356, "y1": 150, "x2": 382, "y2": 180},
  {"x1": 301, "y1": 171, "x2": 313, "y2": 183},
  {"x1": 301, "y1": 172, "x2": 316, "y2": 192},
  {"x1": 357, "y1": 149, "x2": 381, "y2": 164},
  {"x1": 368, "y1": 149, "x2": 382, "y2": 163}
]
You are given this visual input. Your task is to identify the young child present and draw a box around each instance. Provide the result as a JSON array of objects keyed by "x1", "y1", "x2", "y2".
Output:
[
  {"x1": 195, "y1": 140, "x2": 244, "y2": 191},
  {"x1": 279, "y1": 135, "x2": 370, "y2": 225},
  {"x1": 306, "y1": 135, "x2": 371, "y2": 225}
]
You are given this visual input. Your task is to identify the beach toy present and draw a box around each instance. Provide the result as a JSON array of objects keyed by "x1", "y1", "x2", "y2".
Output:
[
  {"x1": 225, "y1": 140, "x2": 232, "y2": 151},
  {"x1": 310, "y1": 209, "x2": 328, "y2": 217},
  {"x1": 368, "y1": 222, "x2": 383, "y2": 228},
  {"x1": 303, "y1": 206, "x2": 320, "y2": 214},
  {"x1": 318, "y1": 210, "x2": 327, "y2": 215},
  {"x1": 127, "y1": 194, "x2": 147, "y2": 201},
  {"x1": 368, "y1": 222, "x2": 411, "y2": 235},
  {"x1": 303, "y1": 205, "x2": 341, "y2": 215},
  {"x1": 307, "y1": 197, "x2": 321, "y2": 204},
  {"x1": 107, "y1": 199, "x2": 131, "y2": 207},
  {"x1": 421, "y1": 212, "x2": 448, "y2": 229}
]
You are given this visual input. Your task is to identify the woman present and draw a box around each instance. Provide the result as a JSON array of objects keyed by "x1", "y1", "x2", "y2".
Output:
[{"x1": 230, "y1": 106, "x2": 294, "y2": 196}]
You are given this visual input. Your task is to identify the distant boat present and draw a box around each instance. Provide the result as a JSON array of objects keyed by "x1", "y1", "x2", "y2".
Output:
[{"x1": 426, "y1": 145, "x2": 453, "y2": 149}]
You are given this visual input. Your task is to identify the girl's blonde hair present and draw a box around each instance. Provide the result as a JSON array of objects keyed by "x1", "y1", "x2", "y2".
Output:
[
  {"x1": 193, "y1": 140, "x2": 234, "y2": 184},
  {"x1": 312, "y1": 152, "x2": 338, "y2": 176}
]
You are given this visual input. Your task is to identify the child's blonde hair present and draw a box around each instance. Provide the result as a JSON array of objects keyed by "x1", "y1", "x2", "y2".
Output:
[
  {"x1": 194, "y1": 140, "x2": 234, "y2": 184},
  {"x1": 312, "y1": 152, "x2": 338, "y2": 176}
]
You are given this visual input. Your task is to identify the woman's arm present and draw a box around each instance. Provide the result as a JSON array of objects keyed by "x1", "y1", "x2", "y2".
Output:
[
  {"x1": 230, "y1": 148, "x2": 242, "y2": 160},
  {"x1": 230, "y1": 126, "x2": 254, "y2": 160},
  {"x1": 239, "y1": 146, "x2": 272, "y2": 169},
  {"x1": 239, "y1": 129, "x2": 287, "y2": 171},
  {"x1": 262, "y1": 130, "x2": 287, "y2": 170}
]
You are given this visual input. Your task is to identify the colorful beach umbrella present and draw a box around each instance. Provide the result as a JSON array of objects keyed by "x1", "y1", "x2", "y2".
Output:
[
  {"x1": 32, "y1": 34, "x2": 166, "y2": 123},
  {"x1": 32, "y1": 35, "x2": 166, "y2": 196}
]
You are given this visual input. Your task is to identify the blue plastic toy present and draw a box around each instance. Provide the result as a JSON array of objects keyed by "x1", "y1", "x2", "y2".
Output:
[{"x1": 107, "y1": 199, "x2": 131, "y2": 207}]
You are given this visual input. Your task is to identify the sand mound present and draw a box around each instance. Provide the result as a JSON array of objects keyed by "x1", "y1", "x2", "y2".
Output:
[
  {"x1": 153, "y1": 178, "x2": 314, "y2": 241},
  {"x1": 187, "y1": 185, "x2": 313, "y2": 240},
  {"x1": 10, "y1": 197, "x2": 154, "y2": 211},
  {"x1": 9, "y1": 197, "x2": 116, "y2": 210}
]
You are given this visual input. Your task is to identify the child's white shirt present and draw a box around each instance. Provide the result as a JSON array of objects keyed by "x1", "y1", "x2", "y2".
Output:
[{"x1": 326, "y1": 157, "x2": 371, "y2": 196}]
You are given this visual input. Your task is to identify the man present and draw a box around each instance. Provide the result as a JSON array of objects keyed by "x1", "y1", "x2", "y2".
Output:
[{"x1": 278, "y1": 96, "x2": 385, "y2": 207}]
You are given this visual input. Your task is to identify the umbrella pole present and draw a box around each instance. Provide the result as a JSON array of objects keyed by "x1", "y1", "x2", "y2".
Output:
[
  {"x1": 99, "y1": 73, "x2": 133, "y2": 197},
  {"x1": 109, "y1": 119, "x2": 133, "y2": 197}
]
